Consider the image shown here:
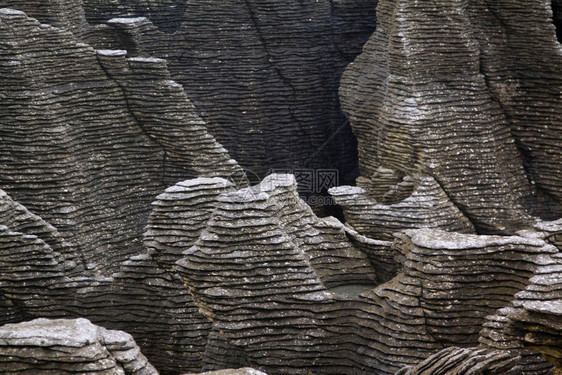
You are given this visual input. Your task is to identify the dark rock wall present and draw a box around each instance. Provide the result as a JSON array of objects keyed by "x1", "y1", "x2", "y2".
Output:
[
  {"x1": 81, "y1": 0, "x2": 188, "y2": 33},
  {"x1": 553, "y1": 0, "x2": 562, "y2": 41},
  {"x1": 100, "y1": 0, "x2": 377, "y2": 185}
]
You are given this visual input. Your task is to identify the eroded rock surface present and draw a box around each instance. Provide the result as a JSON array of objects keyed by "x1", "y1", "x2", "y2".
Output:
[
  {"x1": 0, "y1": 1, "x2": 561, "y2": 375},
  {"x1": 394, "y1": 347, "x2": 522, "y2": 375},
  {"x1": 0, "y1": 8, "x2": 244, "y2": 273},
  {"x1": 0, "y1": 318, "x2": 158, "y2": 374},
  {"x1": 176, "y1": 178, "x2": 560, "y2": 374},
  {"x1": 97, "y1": 0, "x2": 377, "y2": 184},
  {"x1": 340, "y1": 0, "x2": 562, "y2": 232}
]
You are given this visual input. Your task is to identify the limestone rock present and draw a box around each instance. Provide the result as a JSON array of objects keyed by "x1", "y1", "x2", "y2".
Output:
[
  {"x1": 340, "y1": 0, "x2": 562, "y2": 232},
  {"x1": 478, "y1": 308, "x2": 554, "y2": 375},
  {"x1": 176, "y1": 180, "x2": 556, "y2": 374},
  {"x1": 0, "y1": 188, "x2": 211, "y2": 373},
  {"x1": 0, "y1": 8, "x2": 244, "y2": 373},
  {"x1": 0, "y1": 318, "x2": 157, "y2": 374},
  {"x1": 182, "y1": 369, "x2": 267, "y2": 375},
  {"x1": 0, "y1": 8, "x2": 244, "y2": 273},
  {"x1": 174, "y1": 174, "x2": 376, "y2": 292},
  {"x1": 503, "y1": 251, "x2": 562, "y2": 372},
  {"x1": 329, "y1": 175, "x2": 476, "y2": 241},
  {"x1": 99, "y1": 0, "x2": 377, "y2": 183},
  {"x1": 82, "y1": 0, "x2": 188, "y2": 33},
  {"x1": 144, "y1": 178, "x2": 237, "y2": 271},
  {"x1": 394, "y1": 347, "x2": 522, "y2": 375}
]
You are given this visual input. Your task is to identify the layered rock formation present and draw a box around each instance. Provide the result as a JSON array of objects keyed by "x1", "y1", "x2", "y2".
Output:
[
  {"x1": 394, "y1": 347, "x2": 522, "y2": 375},
  {"x1": 0, "y1": 7, "x2": 244, "y2": 273},
  {"x1": 81, "y1": 0, "x2": 188, "y2": 33},
  {"x1": 175, "y1": 177, "x2": 560, "y2": 374},
  {"x1": 95, "y1": 0, "x2": 377, "y2": 185},
  {"x1": 340, "y1": 0, "x2": 562, "y2": 233},
  {"x1": 1, "y1": 0, "x2": 561, "y2": 374},
  {"x1": 0, "y1": 318, "x2": 158, "y2": 374},
  {"x1": 330, "y1": 175, "x2": 476, "y2": 241},
  {"x1": 0, "y1": 7, "x2": 245, "y2": 374}
]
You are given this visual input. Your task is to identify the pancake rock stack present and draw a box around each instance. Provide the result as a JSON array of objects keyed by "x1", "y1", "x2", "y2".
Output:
[
  {"x1": 0, "y1": 7, "x2": 245, "y2": 273},
  {"x1": 502, "y1": 222, "x2": 562, "y2": 373},
  {"x1": 0, "y1": 5, "x2": 247, "y2": 374},
  {"x1": 339, "y1": 0, "x2": 562, "y2": 233},
  {"x1": 0, "y1": 318, "x2": 158, "y2": 375},
  {"x1": 0, "y1": 0, "x2": 562, "y2": 374},
  {"x1": 394, "y1": 347, "x2": 522, "y2": 375},
  {"x1": 174, "y1": 179, "x2": 559, "y2": 374}
]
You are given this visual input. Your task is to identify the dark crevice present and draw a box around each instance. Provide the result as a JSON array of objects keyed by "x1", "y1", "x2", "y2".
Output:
[
  {"x1": 552, "y1": 0, "x2": 562, "y2": 42},
  {"x1": 242, "y1": 0, "x2": 317, "y2": 157}
]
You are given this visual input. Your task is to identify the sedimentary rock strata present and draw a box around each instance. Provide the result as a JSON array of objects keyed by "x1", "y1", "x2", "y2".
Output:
[
  {"x1": 99, "y1": 0, "x2": 377, "y2": 184},
  {"x1": 0, "y1": 318, "x2": 157, "y2": 374},
  {"x1": 394, "y1": 347, "x2": 522, "y2": 375},
  {"x1": 467, "y1": 0, "x2": 562, "y2": 217},
  {"x1": 0, "y1": 8, "x2": 244, "y2": 272},
  {"x1": 176, "y1": 180, "x2": 558, "y2": 374},
  {"x1": 81, "y1": 0, "x2": 188, "y2": 33},
  {"x1": 503, "y1": 243, "x2": 562, "y2": 372},
  {"x1": 340, "y1": 0, "x2": 562, "y2": 232},
  {"x1": 172, "y1": 174, "x2": 376, "y2": 290},
  {"x1": 0, "y1": 0, "x2": 561, "y2": 375},
  {"x1": 329, "y1": 174, "x2": 476, "y2": 241},
  {"x1": 0, "y1": 7, "x2": 246, "y2": 374}
]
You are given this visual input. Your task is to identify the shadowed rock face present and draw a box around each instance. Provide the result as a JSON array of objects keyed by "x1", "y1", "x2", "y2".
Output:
[
  {"x1": 81, "y1": 0, "x2": 188, "y2": 33},
  {"x1": 340, "y1": 0, "x2": 562, "y2": 233},
  {"x1": 95, "y1": 0, "x2": 377, "y2": 185},
  {"x1": 0, "y1": 318, "x2": 158, "y2": 375}
]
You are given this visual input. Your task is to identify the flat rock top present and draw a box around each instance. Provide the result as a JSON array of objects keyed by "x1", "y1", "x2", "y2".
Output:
[
  {"x1": 182, "y1": 368, "x2": 268, "y2": 375},
  {"x1": 403, "y1": 228, "x2": 546, "y2": 250},
  {"x1": 0, "y1": 318, "x2": 99, "y2": 347}
]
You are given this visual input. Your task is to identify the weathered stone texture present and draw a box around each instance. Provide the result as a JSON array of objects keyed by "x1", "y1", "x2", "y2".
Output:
[
  {"x1": 0, "y1": 318, "x2": 158, "y2": 374},
  {"x1": 99, "y1": 0, "x2": 377, "y2": 185},
  {"x1": 330, "y1": 175, "x2": 476, "y2": 241},
  {"x1": 176, "y1": 179, "x2": 559, "y2": 374},
  {"x1": 0, "y1": 8, "x2": 244, "y2": 273},
  {"x1": 394, "y1": 347, "x2": 522, "y2": 375},
  {"x1": 340, "y1": 0, "x2": 562, "y2": 233}
]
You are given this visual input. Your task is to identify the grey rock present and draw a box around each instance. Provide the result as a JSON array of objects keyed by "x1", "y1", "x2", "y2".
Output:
[
  {"x1": 0, "y1": 318, "x2": 158, "y2": 374},
  {"x1": 182, "y1": 368, "x2": 267, "y2": 375},
  {"x1": 96, "y1": 0, "x2": 377, "y2": 184},
  {"x1": 394, "y1": 347, "x2": 522, "y2": 375},
  {"x1": 340, "y1": 0, "x2": 562, "y2": 233}
]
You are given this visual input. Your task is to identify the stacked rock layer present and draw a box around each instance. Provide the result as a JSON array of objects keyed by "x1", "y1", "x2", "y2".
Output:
[
  {"x1": 96, "y1": 0, "x2": 378, "y2": 184},
  {"x1": 0, "y1": 318, "x2": 158, "y2": 374},
  {"x1": 340, "y1": 0, "x2": 562, "y2": 232},
  {"x1": 0, "y1": 1, "x2": 561, "y2": 375}
]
